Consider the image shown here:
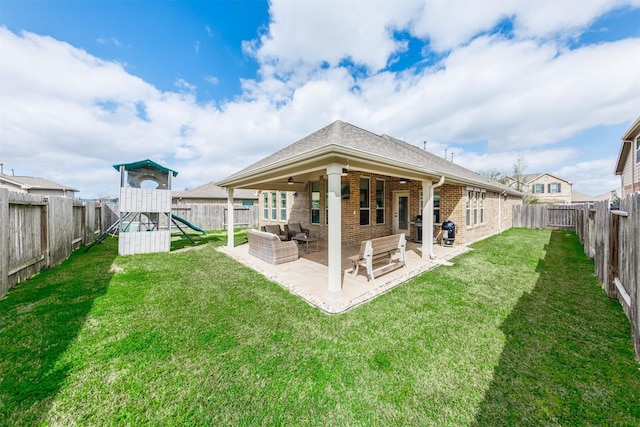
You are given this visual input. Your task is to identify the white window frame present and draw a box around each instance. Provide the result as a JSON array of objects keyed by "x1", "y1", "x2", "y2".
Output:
[
  {"x1": 360, "y1": 177, "x2": 370, "y2": 226},
  {"x1": 473, "y1": 191, "x2": 478, "y2": 225},
  {"x1": 271, "y1": 192, "x2": 277, "y2": 220},
  {"x1": 263, "y1": 193, "x2": 269, "y2": 219},
  {"x1": 375, "y1": 179, "x2": 385, "y2": 224},
  {"x1": 280, "y1": 192, "x2": 287, "y2": 221},
  {"x1": 310, "y1": 181, "x2": 320, "y2": 224},
  {"x1": 466, "y1": 190, "x2": 472, "y2": 227}
]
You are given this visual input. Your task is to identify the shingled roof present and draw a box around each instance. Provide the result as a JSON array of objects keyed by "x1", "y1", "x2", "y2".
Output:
[
  {"x1": 218, "y1": 120, "x2": 521, "y2": 196},
  {"x1": 173, "y1": 182, "x2": 258, "y2": 200},
  {"x1": 0, "y1": 173, "x2": 78, "y2": 192}
]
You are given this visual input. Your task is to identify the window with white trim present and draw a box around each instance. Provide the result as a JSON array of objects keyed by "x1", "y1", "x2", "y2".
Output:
[
  {"x1": 467, "y1": 190, "x2": 485, "y2": 226},
  {"x1": 280, "y1": 192, "x2": 287, "y2": 221},
  {"x1": 466, "y1": 191, "x2": 472, "y2": 226},
  {"x1": 548, "y1": 183, "x2": 561, "y2": 193},
  {"x1": 532, "y1": 184, "x2": 544, "y2": 193},
  {"x1": 473, "y1": 191, "x2": 478, "y2": 225},
  {"x1": 375, "y1": 180, "x2": 385, "y2": 224},
  {"x1": 271, "y1": 192, "x2": 277, "y2": 220},
  {"x1": 360, "y1": 178, "x2": 370, "y2": 226},
  {"x1": 636, "y1": 135, "x2": 640, "y2": 163},
  {"x1": 263, "y1": 193, "x2": 268, "y2": 219},
  {"x1": 311, "y1": 181, "x2": 320, "y2": 224}
]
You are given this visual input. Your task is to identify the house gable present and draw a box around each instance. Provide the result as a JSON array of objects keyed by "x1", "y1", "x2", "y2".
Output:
[
  {"x1": 527, "y1": 173, "x2": 572, "y2": 204},
  {"x1": 615, "y1": 116, "x2": 640, "y2": 196}
]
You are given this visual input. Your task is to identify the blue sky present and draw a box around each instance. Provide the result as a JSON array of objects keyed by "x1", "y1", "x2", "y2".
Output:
[{"x1": 1, "y1": 0, "x2": 639, "y2": 198}]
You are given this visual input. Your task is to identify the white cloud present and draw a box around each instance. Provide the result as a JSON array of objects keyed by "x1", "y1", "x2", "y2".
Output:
[
  {"x1": 411, "y1": 0, "x2": 640, "y2": 51},
  {"x1": 97, "y1": 36, "x2": 122, "y2": 46},
  {"x1": 248, "y1": 0, "x2": 419, "y2": 73},
  {"x1": 555, "y1": 157, "x2": 621, "y2": 195},
  {"x1": 204, "y1": 75, "x2": 218, "y2": 85}
]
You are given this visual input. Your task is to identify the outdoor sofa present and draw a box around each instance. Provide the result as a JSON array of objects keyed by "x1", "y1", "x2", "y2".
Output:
[{"x1": 247, "y1": 229, "x2": 298, "y2": 265}]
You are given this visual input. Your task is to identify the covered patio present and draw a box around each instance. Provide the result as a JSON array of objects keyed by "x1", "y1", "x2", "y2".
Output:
[
  {"x1": 218, "y1": 238, "x2": 469, "y2": 314},
  {"x1": 217, "y1": 120, "x2": 520, "y2": 306}
]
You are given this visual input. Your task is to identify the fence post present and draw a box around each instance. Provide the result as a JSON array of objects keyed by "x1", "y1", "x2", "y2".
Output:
[
  {"x1": 0, "y1": 189, "x2": 8, "y2": 298},
  {"x1": 632, "y1": 195, "x2": 640, "y2": 360},
  {"x1": 608, "y1": 214, "x2": 619, "y2": 299}
]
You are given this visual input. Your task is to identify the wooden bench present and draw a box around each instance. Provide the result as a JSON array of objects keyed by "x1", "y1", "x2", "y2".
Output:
[{"x1": 348, "y1": 233, "x2": 407, "y2": 282}]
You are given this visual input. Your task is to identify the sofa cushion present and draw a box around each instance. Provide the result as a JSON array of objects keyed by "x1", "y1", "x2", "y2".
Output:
[
  {"x1": 288, "y1": 223, "x2": 302, "y2": 233},
  {"x1": 264, "y1": 224, "x2": 282, "y2": 235}
]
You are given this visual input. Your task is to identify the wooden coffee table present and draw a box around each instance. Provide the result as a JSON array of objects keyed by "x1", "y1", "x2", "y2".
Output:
[{"x1": 293, "y1": 235, "x2": 319, "y2": 253}]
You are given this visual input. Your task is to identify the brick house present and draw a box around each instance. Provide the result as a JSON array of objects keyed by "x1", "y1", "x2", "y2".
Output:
[
  {"x1": 218, "y1": 120, "x2": 522, "y2": 297},
  {"x1": 615, "y1": 116, "x2": 640, "y2": 196}
]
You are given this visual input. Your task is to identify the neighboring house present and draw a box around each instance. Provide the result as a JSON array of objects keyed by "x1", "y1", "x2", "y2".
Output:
[
  {"x1": 173, "y1": 182, "x2": 258, "y2": 205},
  {"x1": 615, "y1": 116, "x2": 640, "y2": 196},
  {"x1": 594, "y1": 188, "x2": 622, "y2": 202},
  {"x1": 0, "y1": 173, "x2": 78, "y2": 198},
  {"x1": 571, "y1": 189, "x2": 596, "y2": 204},
  {"x1": 504, "y1": 173, "x2": 573, "y2": 204},
  {"x1": 217, "y1": 120, "x2": 523, "y2": 298}
]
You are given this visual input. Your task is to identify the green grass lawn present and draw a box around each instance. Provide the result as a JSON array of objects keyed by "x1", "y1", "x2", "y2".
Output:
[{"x1": 1, "y1": 228, "x2": 639, "y2": 426}]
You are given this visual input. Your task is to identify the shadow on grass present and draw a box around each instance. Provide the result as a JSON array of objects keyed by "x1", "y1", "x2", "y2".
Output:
[
  {"x1": 473, "y1": 231, "x2": 640, "y2": 426},
  {"x1": 0, "y1": 237, "x2": 118, "y2": 425}
]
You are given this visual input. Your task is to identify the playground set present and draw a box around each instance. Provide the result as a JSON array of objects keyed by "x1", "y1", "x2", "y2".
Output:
[{"x1": 86, "y1": 159, "x2": 205, "y2": 255}]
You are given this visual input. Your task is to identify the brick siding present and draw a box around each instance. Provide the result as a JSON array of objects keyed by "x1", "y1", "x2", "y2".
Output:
[{"x1": 259, "y1": 173, "x2": 520, "y2": 246}]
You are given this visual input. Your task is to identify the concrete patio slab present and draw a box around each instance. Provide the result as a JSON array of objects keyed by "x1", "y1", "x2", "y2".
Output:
[{"x1": 218, "y1": 238, "x2": 470, "y2": 314}]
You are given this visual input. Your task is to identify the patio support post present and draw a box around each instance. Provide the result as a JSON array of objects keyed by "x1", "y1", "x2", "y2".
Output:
[
  {"x1": 327, "y1": 163, "x2": 342, "y2": 298},
  {"x1": 227, "y1": 187, "x2": 235, "y2": 248},
  {"x1": 421, "y1": 180, "x2": 434, "y2": 259}
]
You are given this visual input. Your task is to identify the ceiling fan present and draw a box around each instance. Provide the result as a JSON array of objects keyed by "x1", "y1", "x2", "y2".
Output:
[
  {"x1": 278, "y1": 176, "x2": 305, "y2": 185},
  {"x1": 287, "y1": 176, "x2": 305, "y2": 185}
]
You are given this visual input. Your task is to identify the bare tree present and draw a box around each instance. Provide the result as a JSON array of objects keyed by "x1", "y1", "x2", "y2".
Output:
[
  {"x1": 512, "y1": 155, "x2": 528, "y2": 193},
  {"x1": 478, "y1": 168, "x2": 504, "y2": 182}
]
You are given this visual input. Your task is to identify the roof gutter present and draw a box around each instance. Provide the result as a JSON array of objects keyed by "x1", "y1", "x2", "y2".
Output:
[{"x1": 433, "y1": 175, "x2": 445, "y2": 189}]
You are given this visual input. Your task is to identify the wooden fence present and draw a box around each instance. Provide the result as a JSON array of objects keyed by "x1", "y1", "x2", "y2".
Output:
[
  {"x1": 514, "y1": 195, "x2": 640, "y2": 361},
  {"x1": 575, "y1": 194, "x2": 640, "y2": 361},
  {"x1": 171, "y1": 203, "x2": 259, "y2": 230},
  {"x1": 0, "y1": 189, "x2": 118, "y2": 299},
  {"x1": 512, "y1": 204, "x2": 577, "y2": 229}
]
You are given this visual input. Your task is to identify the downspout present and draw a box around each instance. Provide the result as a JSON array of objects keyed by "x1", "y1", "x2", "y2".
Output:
[
  {"x1": 498, "y1": 190, "x2": 507, "y2": 233},
  {"x1": 429, "y1": 176, "x2": 445, "y2": 259}
]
